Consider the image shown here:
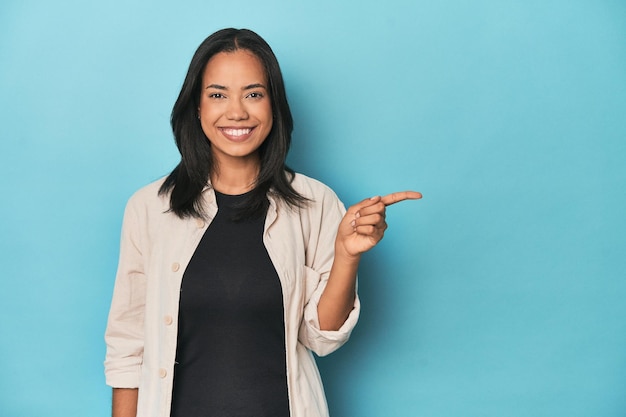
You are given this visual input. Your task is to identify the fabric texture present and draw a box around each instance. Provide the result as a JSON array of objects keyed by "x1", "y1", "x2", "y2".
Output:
[{"x1": 104, "y1": 173, "x2": 360, "y2": 417}]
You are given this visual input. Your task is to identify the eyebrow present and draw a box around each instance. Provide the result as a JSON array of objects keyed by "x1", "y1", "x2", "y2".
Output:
[{"x1": 205, "y1": 83, "x2": 267, "y2": 90}]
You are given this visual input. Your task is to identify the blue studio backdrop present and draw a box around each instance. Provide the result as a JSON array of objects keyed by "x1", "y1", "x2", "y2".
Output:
[{"x1": 1, "y1": 1, "x2": 625, "y2": 416}]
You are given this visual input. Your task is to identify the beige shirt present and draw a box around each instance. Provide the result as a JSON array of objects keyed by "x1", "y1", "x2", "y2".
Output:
[{"x1": 104, "y1": 173, "x2": 360, "y2": 417}]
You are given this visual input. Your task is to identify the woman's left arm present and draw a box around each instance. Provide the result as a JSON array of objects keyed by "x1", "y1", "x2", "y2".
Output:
[{"x1": 317, "y1": 191, "x2": 422, "y2": 331}]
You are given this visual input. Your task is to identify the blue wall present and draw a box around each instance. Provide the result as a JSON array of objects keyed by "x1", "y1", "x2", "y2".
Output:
[{"x1": 1, "y1": 1, "x2": 625, "y2": 416}]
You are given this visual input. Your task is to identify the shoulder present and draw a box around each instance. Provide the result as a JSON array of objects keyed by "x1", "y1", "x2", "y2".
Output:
[
  {"x1": 125, "y1": 176, "x2": 170, "y2": 213},
  {"x1": 290, "y1": 173, "x2": 340, "y2": 203},
  {"x1": 289, "y1": 173, "x2": 346, "y2": 218}
]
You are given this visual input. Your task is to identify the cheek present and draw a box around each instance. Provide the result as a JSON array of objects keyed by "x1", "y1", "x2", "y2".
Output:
[
  {"x1": 264, "y1": 105, "x2": 274, "y2": 130},
  {"x1": 198, "y1": 107, "x2": 219, "y2": 129},
  {"x1": 197, "y1": 116, "x2": 217, "y2": 142},
  {"x1": 267, "y1": 116, "x2": 274, "y2": 132},
  {"x1": 260, "y1": 118, "x2": 274, "y2": 141}
]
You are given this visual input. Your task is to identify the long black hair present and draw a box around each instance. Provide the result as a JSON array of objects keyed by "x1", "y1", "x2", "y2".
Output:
[{"x1": 159, "y1": 28, "x2": 307, "y2": 219}]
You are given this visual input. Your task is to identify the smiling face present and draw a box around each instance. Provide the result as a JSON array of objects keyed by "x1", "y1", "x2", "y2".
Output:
[{"x1": 198, "y1": 49, "x2": 273, "y2": 167}]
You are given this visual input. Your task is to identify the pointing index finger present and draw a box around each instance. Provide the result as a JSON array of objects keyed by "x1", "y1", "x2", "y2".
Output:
[{"x1": 381, "y1": 191, "x2": 422, "y2": 207}]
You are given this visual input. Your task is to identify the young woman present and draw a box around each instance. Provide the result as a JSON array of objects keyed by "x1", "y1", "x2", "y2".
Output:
[{"x1": 104, "y1": 28, "x2": 420, "y2": 417}]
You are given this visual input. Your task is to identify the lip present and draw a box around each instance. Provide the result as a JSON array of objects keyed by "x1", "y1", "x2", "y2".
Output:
[{"x1": 219, "y1": 126, "x2": 256, "y2": 142}]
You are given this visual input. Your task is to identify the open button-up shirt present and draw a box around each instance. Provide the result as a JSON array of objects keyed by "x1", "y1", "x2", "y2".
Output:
[{"x1": 104, "y1": 173, "x2": 360, "y2": 417}]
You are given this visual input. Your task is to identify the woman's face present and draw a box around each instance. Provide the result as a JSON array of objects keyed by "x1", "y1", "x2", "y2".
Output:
[{"x1": 198, "y1": 49, "x2": 273, "y2": 166}]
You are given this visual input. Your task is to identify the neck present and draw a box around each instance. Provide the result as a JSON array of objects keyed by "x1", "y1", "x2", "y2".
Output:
[{"x1": 211, "y1": 155, "x2": 260, "y2": 195}]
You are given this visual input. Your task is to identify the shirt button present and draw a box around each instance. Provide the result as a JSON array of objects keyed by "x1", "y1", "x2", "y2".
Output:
[
  {"x1": 171, "y1": 262, "x2": 180, "y2": 272},
  {"x1": 159, "y1": 368, "x2": 167, "y2": 378},
  {"x1": 196, "y1": 219, "x2": 205, "y2": 228},
  {"x1": 164, "y1": 315, "x2": 173, "y2": 326}
]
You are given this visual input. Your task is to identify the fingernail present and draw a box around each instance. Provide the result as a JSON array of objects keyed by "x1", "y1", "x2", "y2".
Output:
[{"x1": 355, "y1": 212, "x2": 361, "y2": 219}]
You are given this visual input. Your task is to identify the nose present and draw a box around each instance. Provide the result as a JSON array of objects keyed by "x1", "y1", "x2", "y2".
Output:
[{"x1": 226, "y1": 98, "x2": 249, "y2": 120}]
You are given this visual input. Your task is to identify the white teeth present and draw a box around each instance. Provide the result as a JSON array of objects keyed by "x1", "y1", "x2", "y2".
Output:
[{"x1": 223, "y1": 128, "x2": 251, "y2": 137}]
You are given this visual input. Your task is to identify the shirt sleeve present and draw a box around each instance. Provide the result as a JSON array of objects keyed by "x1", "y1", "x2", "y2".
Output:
[
  {"x1": 104, "y1": 196, "x2": 147, "y2": 388},
  {"x1": 298, "y1": 183, "x2": 360, "y2": 357}
]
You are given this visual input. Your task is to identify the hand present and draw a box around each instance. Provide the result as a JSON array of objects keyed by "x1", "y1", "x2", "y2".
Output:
[{"x1": 336, "y1": 191, "x2": 422, "y2": 258}]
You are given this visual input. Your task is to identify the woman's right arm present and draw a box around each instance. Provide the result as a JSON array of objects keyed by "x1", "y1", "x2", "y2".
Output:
[
  {"x1": 112, "y1": 388, "x2": 138, "y2": 417},
  {"x1": 105, "y1": 197, "x2": 147, "y2": 409}
]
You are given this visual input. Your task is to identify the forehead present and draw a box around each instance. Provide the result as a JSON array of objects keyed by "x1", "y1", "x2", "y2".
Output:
[{"x1": 202, "y1": 50, "x2": 267, "y2": 84}]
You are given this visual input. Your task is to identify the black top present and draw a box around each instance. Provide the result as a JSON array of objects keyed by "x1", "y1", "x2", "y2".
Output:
[{"x1": 170, "y1": 191, "x2": 290, "y2": 417}]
